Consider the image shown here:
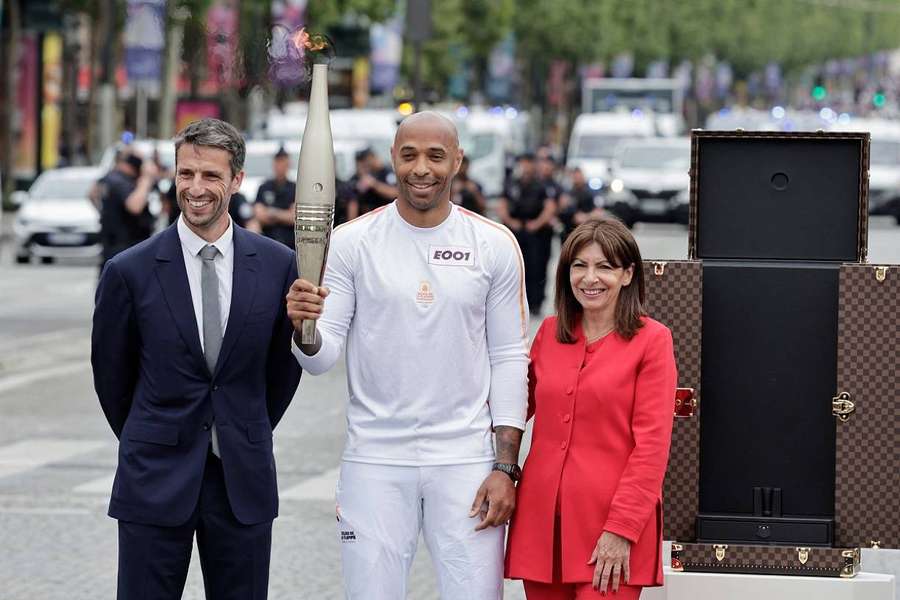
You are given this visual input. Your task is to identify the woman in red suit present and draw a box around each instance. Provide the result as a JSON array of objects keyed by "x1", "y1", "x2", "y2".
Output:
[{"x1": 506, "y1": 218, "x2": 677, "y2": 599}]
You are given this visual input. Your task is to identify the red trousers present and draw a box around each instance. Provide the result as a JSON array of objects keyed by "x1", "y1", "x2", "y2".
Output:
[
  {"x1": 521, "y1": 514, "x2": 644, "y2": 599},
  {"x1": 523, "y1": 580, "x2": 643, "y2": 599}
]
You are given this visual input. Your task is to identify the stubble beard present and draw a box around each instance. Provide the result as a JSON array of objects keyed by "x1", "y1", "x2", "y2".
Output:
[
  {"x1": 179, "y1": 191, "x2": 228, "y2": 231},
  {"x1": 401, "y1": 177, "x2": 450, "y2": 213}
]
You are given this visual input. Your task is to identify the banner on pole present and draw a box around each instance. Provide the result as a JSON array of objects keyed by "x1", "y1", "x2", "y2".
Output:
[{"x1": 124, "y1": 0, "x2": 165, "y2": 85}]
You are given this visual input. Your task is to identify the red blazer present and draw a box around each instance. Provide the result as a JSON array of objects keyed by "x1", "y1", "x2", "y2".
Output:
[{"x1": 505, "y1": 316, "x2": 676, "y2": 586}]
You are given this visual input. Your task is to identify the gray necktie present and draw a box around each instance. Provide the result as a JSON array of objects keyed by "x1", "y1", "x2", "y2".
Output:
[{"x1": 200, "y1": 244, "x2": 222, "y2": 457}]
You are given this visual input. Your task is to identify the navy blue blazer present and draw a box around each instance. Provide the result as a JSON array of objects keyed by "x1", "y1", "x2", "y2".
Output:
[{"x1": 91, "y1": 223, "x2": 302, "y2": 526}]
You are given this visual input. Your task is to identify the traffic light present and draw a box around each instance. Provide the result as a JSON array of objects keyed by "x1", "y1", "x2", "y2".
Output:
[
  {"x1": 812, "y1": 85, "x2": 827, "y2": 101},
  {"x1": 873, "y1": 91, "x2": 886, "y2": 108}
]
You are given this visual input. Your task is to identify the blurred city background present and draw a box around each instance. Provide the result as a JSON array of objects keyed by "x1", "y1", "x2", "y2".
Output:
[
  {"x1": 3, "y1": 0, "x2": 900, "y2": 266},
  {"x1": 2, "y1": 1, "x2": 900, "y2": 598}
]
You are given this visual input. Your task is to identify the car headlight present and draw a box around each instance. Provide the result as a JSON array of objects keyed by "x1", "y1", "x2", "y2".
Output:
[
  {"x1": 609, "y1": 178, "x2": 625, "y2": 194},
  {"x1": 604, "y1": 187, "x2": 638, "y2": 208},
  {"x1": 589, "y1": 177, "x2": 604, "y2": 191}
]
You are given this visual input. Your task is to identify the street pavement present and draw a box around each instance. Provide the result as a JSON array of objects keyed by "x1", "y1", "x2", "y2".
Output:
[{"x1": 0, "y1": 218, "x2": 898, "y2": 599}]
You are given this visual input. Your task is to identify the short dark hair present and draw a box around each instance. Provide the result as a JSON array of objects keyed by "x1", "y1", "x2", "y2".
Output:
[
  {"x1": 174, "y1": 118, "x2": 245, "y2": 177},
  {"x1": 274, "y1": 146, "x2": 289, "y2": 160},
  {"x1": 124, "y1": 153, "x2": 143, "y2": 173},
  {"x1": 554, "y1": 218, "x2": 646, "y2": 343},
  {"x1": 355, "y1": 148, "x2": 374, "y2": 163}
]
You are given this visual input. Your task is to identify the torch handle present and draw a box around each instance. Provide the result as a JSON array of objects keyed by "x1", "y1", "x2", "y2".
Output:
[{"x1": 300, "y1": 319, "x2": 318, "y2": 345}]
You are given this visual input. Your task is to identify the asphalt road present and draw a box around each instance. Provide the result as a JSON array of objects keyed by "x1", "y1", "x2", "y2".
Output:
[{"x1": 1, "y1": 218, "x2": 897, "y2": 599}]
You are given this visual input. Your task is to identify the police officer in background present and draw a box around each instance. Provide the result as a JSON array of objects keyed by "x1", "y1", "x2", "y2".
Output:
[
  {"x1": 537, "y1": 154, "x2": 562, "y2": 201},
  {"x1": 345, "y1": 148, "x2": 398, "y2": 220},
  {"x1": 98, "y1": 151, "x2": 157, "y2": 270},
  {"x1": 558, "y1": 167, "x2": 604, "y2": 241},
  {"x1": 450, "y1": 155, "x2": 487, "y2": 214},
  {"x1": 254, "y1": 147, "x2": 296, "y2": 247},
  {"x1": 496, "y1": 153, "x2": 558, "y2": 317}
]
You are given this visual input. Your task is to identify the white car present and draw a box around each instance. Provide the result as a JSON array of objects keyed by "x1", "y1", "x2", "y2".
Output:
[
  {"x1": 566, "y1": 112, "x2": 656, "y2": 192},
  {"x1": 604, "y1": 137, "x2": 691, "y2": 226},
  {"x1": 13, "y1": 167, "x2": 103, "y2": 264},
  {"x1": 831, "y1": 118, "x2": 900, "y2": 220}
]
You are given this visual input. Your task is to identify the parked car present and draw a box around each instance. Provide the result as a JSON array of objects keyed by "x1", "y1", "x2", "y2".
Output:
[
  {"x1": 603, "y1": 137, "x2": 691, "y2": 226},
  {"x1": 830, "y1": 117, "x2": 900, "y2": 223},
  {"x1": 12, "y1": 167, "x2": 103, "y2": 264}
]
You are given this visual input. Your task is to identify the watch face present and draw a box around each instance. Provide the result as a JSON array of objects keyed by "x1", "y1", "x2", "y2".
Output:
[{"x1": 494, "y1": 463, "x2": 521, "y2": 481}]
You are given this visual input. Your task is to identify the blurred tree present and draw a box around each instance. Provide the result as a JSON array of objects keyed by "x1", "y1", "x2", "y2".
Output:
[
  {"x1": 306, "y1": 0, "x2": 395, "y2": 28},
  {"x1": 57, "y1": 0, "x2": 122, "y2": 159},
  {"x1": 176, "y1": 0, "x2": 214, "y2": 96},
  {"x1": 455, "y1": 0, "x2": 515, "y2": 94},
  {"x1": 375, "y1": 0, "x2": 513, "y2": 102},
  {"x1": 1, "y1": 0, "x2": 22, "y2": 207},
  {"x1": 508, "y1": 0, "x2": 900, "y2": 132}
]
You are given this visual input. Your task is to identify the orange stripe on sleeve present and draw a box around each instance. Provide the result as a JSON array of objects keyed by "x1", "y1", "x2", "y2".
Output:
[
  {"x1": 458, "y1": 207, "x2": 528, "y2": 337},
  {"x1": 332, "y1": 204, "x2": 389, "y2": 235}
]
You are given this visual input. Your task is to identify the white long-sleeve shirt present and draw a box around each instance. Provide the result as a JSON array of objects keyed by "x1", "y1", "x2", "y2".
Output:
[{"x1": 292, "y1": 201, "x2": 529, "y2": 466}]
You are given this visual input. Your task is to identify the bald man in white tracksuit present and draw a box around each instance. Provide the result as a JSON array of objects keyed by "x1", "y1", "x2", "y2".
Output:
[{"x1": 287, "y1": 112, "x2": 529, "y2": 599}]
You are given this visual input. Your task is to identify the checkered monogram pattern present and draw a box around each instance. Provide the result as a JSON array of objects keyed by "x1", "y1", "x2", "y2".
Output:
[
  {"x1": 835, "y1": 264, "x2": 900, "y2": 549},
  {"x1": 642, "y1": 260, "x2": 702, "y2": 541},
  {"x1": 675, "y1": 543, "x2": 859, "y2": 577}
]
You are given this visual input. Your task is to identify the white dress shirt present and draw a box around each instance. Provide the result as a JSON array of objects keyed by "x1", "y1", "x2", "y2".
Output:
[{"x1": 177, "y1": 215, "x2": 234, "y2": 350}]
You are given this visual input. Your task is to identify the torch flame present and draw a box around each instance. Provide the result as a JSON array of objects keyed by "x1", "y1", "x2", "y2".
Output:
[{"x1": 291, "y1": 27, "x2": 329, "y2": 53}]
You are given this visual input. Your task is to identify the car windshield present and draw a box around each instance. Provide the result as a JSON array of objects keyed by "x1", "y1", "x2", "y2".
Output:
[
  {"x1": 29, "y1": 173, "x2": 98, "y2": 200},
  {"x1": 870, "y1": 140, "x2": 900, "y2": 166},
  {"x1": 462, "y1": 133, "x2": 496, "y2": 161},
  {"x1": 574, "y1": 135, "x2": 629, "y2": 159},
  {"x1": 618, "y1": 145, "x2": 689, "y2": 169}
]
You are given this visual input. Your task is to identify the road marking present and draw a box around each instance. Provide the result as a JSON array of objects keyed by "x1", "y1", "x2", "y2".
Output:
[
  {"x1": 280, "y1": 467, "x2": 340, "y2": 501},
  {"x1": 0, "y1": 438, "x2": 107, "y2": 479},
  {"x1": 0, "y1": 327, "x2": 90, "y2": 352},
  {"x1": 73, "y1": 473, "x2": 115, "y2": 495},
  {"x1": 0, "y1": 506, "x2": 91, "y2": 516},
  {"x1": 0, "y1": 361, "x2": 90, "y2": 395}
]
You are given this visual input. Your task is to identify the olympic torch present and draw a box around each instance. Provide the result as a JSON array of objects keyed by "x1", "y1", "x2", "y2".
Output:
[{"x1": 293, "y1": 33, "x2": 335, "y2": 343}]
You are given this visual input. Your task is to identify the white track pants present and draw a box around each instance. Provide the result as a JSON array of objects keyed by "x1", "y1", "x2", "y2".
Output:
[{"x1": 335, "y1": 461, "x2": 505, "y2": 600}]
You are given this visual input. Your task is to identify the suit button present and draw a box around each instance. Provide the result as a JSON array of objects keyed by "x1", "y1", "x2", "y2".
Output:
[
  {"x1": 212, "y1": 385, "x2": 219, "y2": 391},
  {"x1": 561, "y1": 441, "x2": 568, "y2": 450},
  {"x1": 566, "y1": 387, "x2": 574, "y2": 395},
  {"x1": 202, "y1": 422, "x2": 211, "y2": 431},
  {"x1": 563, "y1": 414, "x2": 571, "y2": 423}
]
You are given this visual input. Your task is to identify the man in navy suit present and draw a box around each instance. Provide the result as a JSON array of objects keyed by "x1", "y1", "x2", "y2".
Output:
[{"x1": 91, "y1": 118, "x2": 302, "y2": 599}]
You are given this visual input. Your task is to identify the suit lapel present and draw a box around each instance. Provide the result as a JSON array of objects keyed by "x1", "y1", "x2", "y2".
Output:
[
  {"x1": 154, "y1": 225, "x2": 207, "y2": 372},
  {"x1": 215, "y1": 227, "x2": 259, "y2": 378}
]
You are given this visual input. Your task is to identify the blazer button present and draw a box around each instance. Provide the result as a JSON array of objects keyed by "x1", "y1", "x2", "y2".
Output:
[
  {"x1": 212, "y1": 385, "x2": 219, "y2": 391},
  {"x1": 560, "y1": 441, "x2": 568, "y2": 450},
  {"x1": 202, "y1": 422, "x2": 211, "y2": 431},
  {"x1": 563, "y1": 414, "x2": 571, "y2": 423},
  {"x1": 566, "y1": 386, "x2": 574, "y2": 395}
]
